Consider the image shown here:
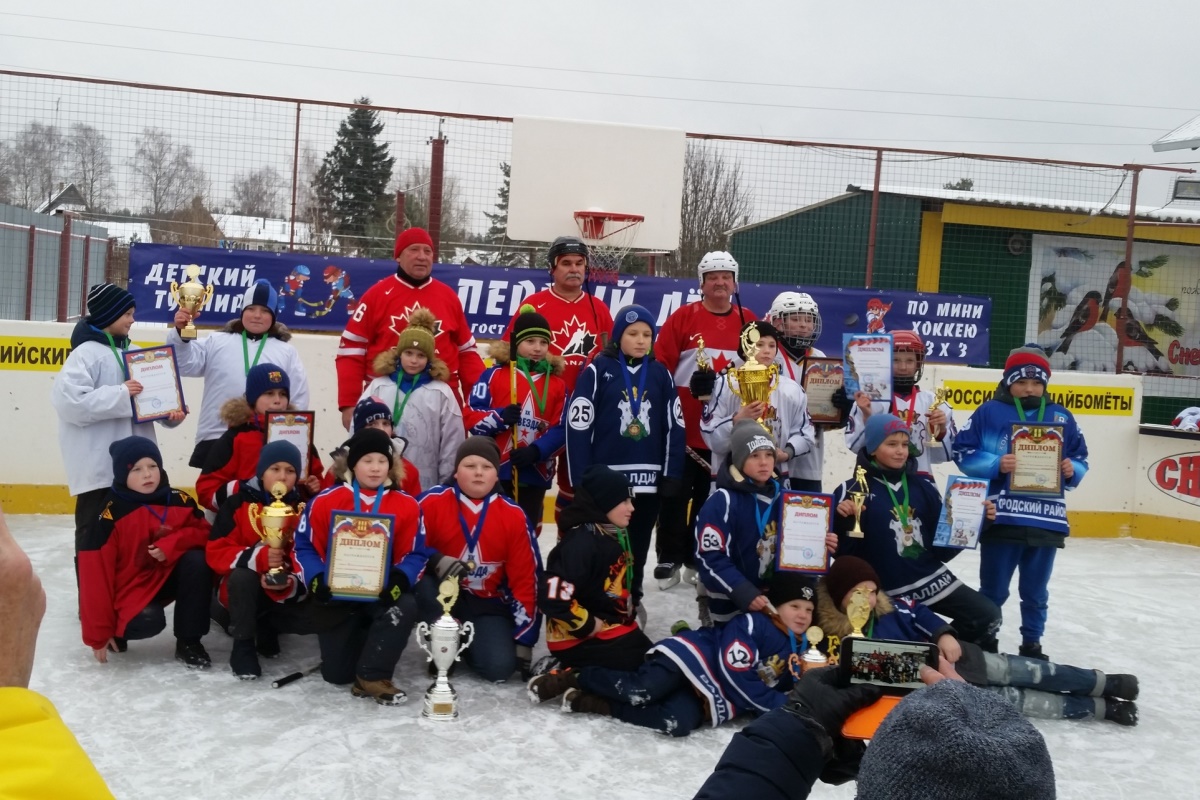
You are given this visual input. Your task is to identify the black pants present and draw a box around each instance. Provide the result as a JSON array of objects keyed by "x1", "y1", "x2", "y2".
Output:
[
  {"x1": 224, "y1": 567, "x2": 357, "y2": 640},
  {"x1": 415, "y1": 575, "x2": 517, "y2": 683},
  {"x1": 123, "y1": 549, "x2": 212, "y2": 642},
  {"x1": 502, "y1": 479, "x2": 546, "y2": 535},
  {"x1": 578, "y1": 656, "x2": 706, "y2": 737},
  {"x1": 655, "y1": 450, "x2": 710, "y2": 568},
  {"x1": 556, "y1": 628, "x2": 653, "y2": 672},
  {"x1": 628, "y1": 493, "x2": 661, "y2": 605},
  {"x1": 189, "y1": 439, "x2": 217, "y2": 469},
  {"x1": 788, "y1": 478, "x2": 823, "y2": 493},
  {"x1": 925, "y1": 582, "x2": 1003, "y2": 648},
  {"x1": 316, "y1": 593, "x2": 421, "y2": 684}
]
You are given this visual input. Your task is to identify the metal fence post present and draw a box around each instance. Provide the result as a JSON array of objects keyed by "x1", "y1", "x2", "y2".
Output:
[
  {"x1": 865, "y1": 149, "x2": 883, "y2": 289},
  {"x1": 25, "y1": 225, "x2": 36, "y2": 321},
  {"x1": 1116, "y1": 166, "x2": 1141, "y2": 373},
  {"x1": 289, "y1": 102, "x2": 301, "y2": 252},
  {"x1": 56, "y1": 214, "x2": 73, "y2": 322}
]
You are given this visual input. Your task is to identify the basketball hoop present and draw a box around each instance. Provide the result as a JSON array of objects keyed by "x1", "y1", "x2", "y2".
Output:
[{"x1": 574, "y1": 210, "x2": 644, "y2": 284}]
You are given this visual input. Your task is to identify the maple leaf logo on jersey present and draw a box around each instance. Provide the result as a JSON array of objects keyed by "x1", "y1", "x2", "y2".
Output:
[
  {"x1": 710, "y1": 353, "x2": 731, "y2": 374},
  {"x1": 558, "y1": 315, "x2": 597, "y2": 361},
  {"x1": 388, "y1": 304, "x2": 442, "y2": 340}
]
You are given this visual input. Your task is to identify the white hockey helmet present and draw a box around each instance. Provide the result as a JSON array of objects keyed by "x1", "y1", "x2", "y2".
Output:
[
  {"x1": 768, "y1": 291, "x2": 822, "y2": 352},
  {"x1": 697, "y1": 251, "x2": 739, "y2": 285}
]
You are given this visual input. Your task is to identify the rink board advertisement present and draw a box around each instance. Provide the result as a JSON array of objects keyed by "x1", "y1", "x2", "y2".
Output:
[
  {"x1": 1028, "y1": 234, "x2": 1200, "y2": 375},
  {"x1": 128, "y1": 243, "x2": 992, "y2": 365}
]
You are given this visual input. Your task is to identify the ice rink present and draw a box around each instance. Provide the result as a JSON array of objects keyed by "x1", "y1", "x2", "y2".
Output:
[{"x1": 15, "y1": 515, "x2": 1200, "y2": 799}]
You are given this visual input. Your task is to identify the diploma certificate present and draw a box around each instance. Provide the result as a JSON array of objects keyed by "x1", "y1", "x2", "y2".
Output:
[
  {"x1": 123, "y1": 346, "x2": 186, "y2": 423},
  {"x1": 932, "y1": 475, "x2": 989, "y2": 549},
  {"x1": 801, "y1": 358, "x2": 845, "y2": 425},
  {"x1": 1009, "y1": 424, "x2": 1064, "y2": 496},
  {"x1": 266, "y1": 411, "x2": 315, "y2": 479},
  {"x1": 843, "y1": 334, "x2": 892, "y2": 402},
  {"x1": 327, "y1": 512, "x2": 395, "y2": 602},
  {"x1": 777, "y1": 492, "x2": 833, "y2": 575}
]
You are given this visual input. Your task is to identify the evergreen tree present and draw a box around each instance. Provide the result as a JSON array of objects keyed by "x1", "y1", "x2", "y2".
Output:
[
  {"x1": 482, "y1": 161, "x2": 530, "y2": 266},
  {"x1": 314, "y1": 98, "x2": 395, "y2": 256}
]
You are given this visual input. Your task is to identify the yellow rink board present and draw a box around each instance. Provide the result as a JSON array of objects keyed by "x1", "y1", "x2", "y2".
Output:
[{"x1": 942, "y1": 380, "x2": 1135, "y2": 416}]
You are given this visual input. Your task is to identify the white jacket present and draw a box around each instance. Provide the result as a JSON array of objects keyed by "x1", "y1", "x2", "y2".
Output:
[
  {"x1": 168, "y1": 324, "x2": 309, "y2": 445},
  {"x1": 360, "y1": 376, "x2": 464, "y2": 492},
  {"x1": 700, "y1": 366, "x2": 815, "y2": 480},
  {"x1": 844, "y1": 387, "x2": 956, "y2": 475},
  {"x1": 52, "y1": 333, "x2": 163, "y2": 496},
  {"x1": 778, "y1": 348, "x2": 827, "y2": 483}
]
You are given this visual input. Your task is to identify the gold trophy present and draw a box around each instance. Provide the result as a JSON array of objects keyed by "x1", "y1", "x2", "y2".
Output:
[
  {"x1": 248, "y1": 482, "x2": 304, "y2": 588},
  {"x1": 846, "y1": 587, "x2": 871, "y2": 638},
  {"x1": 694, "y1": 335, "x2": 713, "y2": 402},
  {"x1": 848, "y1": 465, "x2": 869, "y2": 538},
  {"x1": 800, "y1": 625, "x2": 829, "y2": 672},
  {"x1": 169, "y1": 264, "x2": 214, "y2": 341},
  {"x1": 727, "y1": 327, "x2": 780, "y2": 432},
  {"x1": 926, "y1": 386, "x2": 949, "y2": 447},
  {"x1": 416, "y1": 576, "x2": 475, "y2": 720}
]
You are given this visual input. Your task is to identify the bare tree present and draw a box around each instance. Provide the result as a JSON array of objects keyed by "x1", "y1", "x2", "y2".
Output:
[
  {"x1": 10, "y1": 121, "x2": 65, "y2": 209},
  {"x1": 396, "y1": 161, "x2": 472, "y2": 244},
  {"x1": 0, "y1": 140, "x2": 12, "y2": 205},
  {"x1": 69, "y1": 123, "x2": 114, "y2": 211},
  {"x1": 130, "y1": 127, "x2": 208, "y2": 216},
  {"x1": 669, "y1": 143, "x2": 754, "y2": 277},
  {"x1": 231, "y1": 165, "x2": 284, "y2": 217}
]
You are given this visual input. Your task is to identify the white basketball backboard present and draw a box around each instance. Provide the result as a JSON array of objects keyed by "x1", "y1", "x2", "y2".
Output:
[{"x1": 506, "y1": 116, "x2": 685, "y2": 251}]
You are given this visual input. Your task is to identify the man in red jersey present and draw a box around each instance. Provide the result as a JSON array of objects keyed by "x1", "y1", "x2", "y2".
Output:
[
  {"x1": 504, "y1": 235, "x2": 614, "y2": 522},
  {"x1": 652, "y1": 251, "x2": 755, "y2": 590},
  {"x1": 335, "y1": 227, "x2": 485, "y2": 429}
]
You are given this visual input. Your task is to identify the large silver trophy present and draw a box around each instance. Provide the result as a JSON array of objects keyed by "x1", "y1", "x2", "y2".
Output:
[{"x1": 415, "y1": 576, "x2": 475, "y2": 720}]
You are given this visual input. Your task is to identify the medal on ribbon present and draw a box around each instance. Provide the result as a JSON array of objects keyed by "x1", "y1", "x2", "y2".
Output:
[{"x1": 620, "y1": 353, "x2": 649, "y2": 441}]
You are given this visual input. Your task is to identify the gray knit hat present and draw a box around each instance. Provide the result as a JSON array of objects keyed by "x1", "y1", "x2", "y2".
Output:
[
  {"x1": 856, "y1": 679, "x2": 1056, "y2": 799},
  {"x1": 729, "y1": 419, "x2": 776, "y2": 473}
]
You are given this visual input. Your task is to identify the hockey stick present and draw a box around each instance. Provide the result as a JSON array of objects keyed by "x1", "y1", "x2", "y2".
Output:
[
  {"x1": 685, "y1": 446, "x2": 712, "y2": 474},
  {"x1": 509, "y1": 362, "x2": 519, "y2": 503},
  {"x1": 272, "y1": 663, "x2": 321, "y2": 689}
]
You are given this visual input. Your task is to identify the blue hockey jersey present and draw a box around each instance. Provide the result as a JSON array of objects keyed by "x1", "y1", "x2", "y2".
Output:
[
  {"x1": 651, "y1": 610, "x2": 796, "y2": 727},
  {"x1": 952, "y1": 390, "x2": 1087, "y2": 536},
  {"x1": 565, "y1": 349, "x2": 684, "y2": 493}
]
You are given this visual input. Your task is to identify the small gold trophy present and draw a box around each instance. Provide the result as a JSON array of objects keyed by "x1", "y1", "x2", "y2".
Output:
[
  {"x1": 169, "y1": 264, "x2": 214, "y2": 341},
  {"x1": 694, "y1": 335, "x2": 713, "y2": 402},
  {"x1": 846, "y1": 588, "x2": 871, "y2": 638},
  {"x1": 800, "y1": 625, "x2": 829, "y2": 672},
  {"x1": 248, "y1": 482, "x2": 303, "y2": 588},
  {"x1": 848, "y1": 465, "x2": 869, "y2": 538},
  {"x1": 926, "y1": 386, "x2": 949, "y2": 447},
  {"x1": 727, "y1": 327, "x2": 780, "y2": 432}
]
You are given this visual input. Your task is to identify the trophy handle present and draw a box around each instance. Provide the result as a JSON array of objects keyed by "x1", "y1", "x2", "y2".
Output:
[
  {"x1": 457, "y1": 621, "x2": 475, "y2": 659},
  {"x1": 202, "y1": 283, "x2": 214, "y2": 310},
  {"x1": 415, "y1": 621, "x2": 432, "y2": 659},
  {"x1": 724, "y1": 369, "x2": 740, "y2": 400},
  {"x1": 169, "y1": 281, "x2": 180, "y2": 303}
]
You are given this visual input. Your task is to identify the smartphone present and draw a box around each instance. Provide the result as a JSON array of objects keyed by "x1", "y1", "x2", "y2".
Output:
[{"x1": 838, "y1": 636, "x2": 938, "y2": 693}]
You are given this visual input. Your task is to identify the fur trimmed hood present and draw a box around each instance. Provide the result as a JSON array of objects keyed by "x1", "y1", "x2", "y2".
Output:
[
  {"x1": 328, "y1": 446, "x2": 406, "y2": 489},
  {"x1": 223, "y1": 318, "x2": 293, "y2": 342},
  {"x1": 815, "y1": 578, "x2": 895, "y2": 640},
  {"x1": 486, "y1": 340, "x2": 565, "y2": 376},
  {"x1": 219, "y1": 397, "x2": 300, "y2": 428},
  {"x1": 371, "y1": 349, "x2": 451, "y2": 383}
]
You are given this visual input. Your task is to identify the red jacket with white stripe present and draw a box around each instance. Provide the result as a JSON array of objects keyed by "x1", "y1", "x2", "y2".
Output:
[{"x1": 206, "y1": 480, "x2": 305, "y2": 605}]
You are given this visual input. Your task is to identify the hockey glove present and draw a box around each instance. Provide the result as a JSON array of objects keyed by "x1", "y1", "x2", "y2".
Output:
[
  {"x1": 309, "y1": 573, "x2": 332, "y2": 602},
  {"x1": 785, "y1": 666, "x2": 881, "y2": 759},
  {"x1": 516, "y1": 644, "x2": 533, "y2": 682},
  {"x1": 657, "y1": 476, "x2": 686, "y2": 499},
  {"x1": 498, "y1": 404, "x2": 522, "y2": 426},
  {"x1": 688, "y1": 368, "x2": 717, "y2": 400},
  {"x1": 379, "y1": 569, "x2": 411, "y2": 603},
  {"x1": 509, "y1": 445, "x2": 541, "y2": 468},
  {"x1": 431, "y1": 554, "x2": 469, "y2": 581}
]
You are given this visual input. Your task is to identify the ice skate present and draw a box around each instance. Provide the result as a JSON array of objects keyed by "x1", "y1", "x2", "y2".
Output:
[{"x1": 654, "y1": 562, "x2": 681, "y2": 591}]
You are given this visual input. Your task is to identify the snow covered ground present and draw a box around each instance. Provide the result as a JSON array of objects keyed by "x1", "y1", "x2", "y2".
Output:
[{"x1": 14, "y1": 515, "x2": 1200, "y2": 799}]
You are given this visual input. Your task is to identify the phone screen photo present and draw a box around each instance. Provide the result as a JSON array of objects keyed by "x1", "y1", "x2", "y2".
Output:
[{"x1": 842, "y1": 637, "x2": 937, "y2": 692}]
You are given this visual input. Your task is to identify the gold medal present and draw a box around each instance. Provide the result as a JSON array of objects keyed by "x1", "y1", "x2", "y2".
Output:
[
  {"x1": 624, "y1": 419, "x2": 646, "y2": 440},
  {"x1": 466, "y1": 557, "x2": 477, "y2": 572}
]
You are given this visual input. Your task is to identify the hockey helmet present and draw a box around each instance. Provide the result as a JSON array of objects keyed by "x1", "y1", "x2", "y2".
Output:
[
  {"x1": 546, "y1": 235, "x2": 590, "y2": 271},
  {"x1": 891, "y1": 329, "x2": 926, "y2": 385},
  {"x1": 768, "y1": 291, "x2": 822, "y2": 352},
  {"x1": 697, "y1": 251, "x2": 739, "y2": 285}
]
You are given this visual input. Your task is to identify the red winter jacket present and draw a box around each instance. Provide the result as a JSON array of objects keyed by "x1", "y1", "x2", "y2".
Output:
[
  {"x1": 78, "y1": 486, "x2": 210, "y2": 649},
  {"x1": 207, "y1": 480, "x2": 305, "y2": 605}
]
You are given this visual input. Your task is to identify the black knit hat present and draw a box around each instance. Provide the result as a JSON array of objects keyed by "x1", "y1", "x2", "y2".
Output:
[
  {"x1": 510, "y1": 303, "x2": 552, "y2": 347},
  {"x1": 767, "y1": 572, "x2": 817, "y2": 608},
  {"x1": 347, "y1": 427, "x2": 393, "y2": 471},
  {"x1": 455, "y1": 436, "x2": 501, "y2": 471},
  {"x1": 737, "y1": 319, "x2": 781, "y2": 362},
  {"x1": 580, "y1": 465, "x2": 632, "y2": 516},
  {"x1": 108, "y1": 435, "x2": 162, "y2": 487},
  {"x1": 87, "y1": 283, "x2": 136, "y2": 330},
  {"x1": 824, "y1": 555, "x2": 881, "y2": 610},
  {"x1": 257, "y1": 440, "x2": 302, "y2": 482}
]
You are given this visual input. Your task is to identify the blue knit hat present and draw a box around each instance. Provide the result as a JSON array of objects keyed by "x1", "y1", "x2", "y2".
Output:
[
  {"x1": 109, "y1": 435, "x2": 162, "y2": 487},
  {"x1": 864, "y1": 413, "x2": 910, "y2": 454},
  {"x1": 353, "y1": 396, "x2": 392, "y2": 434},
  {"x1": 242, "y1": 279, "x2": 279, "y2": 323},
  {"x1": 245, "y1": 362, "x2": 290, "y2": 408},
  {"x1": 87, "y1": 283, "x2": 136, "y2": 330},
  {"x1": 612, "y1": 304, "x2": 656, "y2": 343},
  {"x1": 257, "y1": 440, "x2": 302, "y2": 482}
]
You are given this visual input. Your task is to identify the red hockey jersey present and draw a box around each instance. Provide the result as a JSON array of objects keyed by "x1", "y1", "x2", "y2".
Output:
[
  {"x1": 206, "y1": 481, "x2": 305, "y2": 605},
  {"x1": 418, "y1": 485, "x2": 542, "y2": 646},
  {"x1": 78, "y1": 488, "x2": 211, "y2": 649},
  {"x1": 335, "y1": 273, "x2": 485, "y2": 407},
  {"x1": 502, "y1": 288, "x2": 613, "y2": 393},
  {"x1": 655, "y1": 302, "x2": 757, "y2": 451}
]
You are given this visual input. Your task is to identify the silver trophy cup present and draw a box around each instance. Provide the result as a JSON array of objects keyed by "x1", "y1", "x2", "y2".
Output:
[{"x1": 415, "y1": 577, "x2": 475, "y2": 720}]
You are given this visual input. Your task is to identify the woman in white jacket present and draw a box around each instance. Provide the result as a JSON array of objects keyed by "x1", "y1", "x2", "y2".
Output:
[
  {"x1": 170, "y1": 279, "x2": 310, "y2": 467},
  {"x1": 359, "y1": 309, "x2": 463, "y2": 491}
]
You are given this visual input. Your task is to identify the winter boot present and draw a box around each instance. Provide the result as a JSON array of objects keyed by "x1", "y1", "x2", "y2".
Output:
[
  {"x1": 1018, "y1": 642, "x2": 1049, "y2": 661},
  {"x1": 230, "y1": 639, "x2": 261, "y2": 680},
  {"x1": 1103, "y1": 674, "x2": 1139, "y2": 701},
  {"x1": 654, "y1": 563, "x2": 681, "y2": 591},
  {"x1": 562, "y1": 688, "x2": 612, "y2": 716},
  {"x1": 1103, "y1": 699, "x2": 1138, "y2": 727},
  {"x1": 682, "y1": 566, "x2": 698, "y2": 586},
  {"x1": 113, "y1": 637, "x2": 128, "y2": 653},
  {"x1": 527, "y1": 669, "x2": 580, "y2": 703},
  {"x1": 256, "y1": 623, "x2": 281, "y2": 659},
  {"x1": 175, "y1": 638, "x2": 212, "y2": 669},
  {"x1": 352, "y1": 677, "x2": 407, "y2": 705}
]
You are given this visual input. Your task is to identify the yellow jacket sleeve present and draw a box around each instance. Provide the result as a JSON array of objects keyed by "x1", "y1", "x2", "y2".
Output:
[{"x1": 0, "y1": 688, "x2": 114, "y2": 800}]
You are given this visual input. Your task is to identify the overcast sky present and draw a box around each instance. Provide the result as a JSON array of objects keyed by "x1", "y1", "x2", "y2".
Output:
[{"x1": 2, "y1": 1, "x2": 1198, "y2": 217}]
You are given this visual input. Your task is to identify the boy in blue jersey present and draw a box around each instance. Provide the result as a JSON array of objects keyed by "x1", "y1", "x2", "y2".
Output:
[{"x1": 952, "y1": 345, "x2": 1088, "y2": 661}]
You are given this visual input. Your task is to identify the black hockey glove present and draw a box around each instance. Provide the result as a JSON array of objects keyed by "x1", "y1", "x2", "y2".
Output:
[
  {"x1": 498, "y1": 404, "x2": 522, "y2": 426},
  {"x1": 657, "y1": 476, "x2": 686, "y2": 499},
  {"x1": 831, "y1": 387, "x2": 853, "y2": 414},
  {"x1": 516, "y1": 645, "x2": 533, "y2": 681},
  {"x1": 379, "y1": 569, "x2": 411, "y2": 603},
  {"x1": 509, "y1": 445, "x2": 541, "y2": 468},
  {"x1": 309, "y1": 573, "x2": 332, "y2": 602},
  {"x1": 785, "y1": 666, "x2": 881, "y2": 760},
  {"x1": 431, "y1": 554, "x2": 469, "y2": 581},
  {"x1": 688, "y1": 368, "x2": 717, "y2": 400}
]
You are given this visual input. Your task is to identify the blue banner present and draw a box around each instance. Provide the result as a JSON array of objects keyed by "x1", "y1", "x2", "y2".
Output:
[{"x1": 128, "y1": 243, "x2": 992, "y2": 364}]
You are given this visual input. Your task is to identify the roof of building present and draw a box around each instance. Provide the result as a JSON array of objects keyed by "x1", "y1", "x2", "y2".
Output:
[
  {"x1": 1153, "y1": 114, "x2": 1200, "y2": 153},
  {"x1": 96, "y1": 220, "x2": 153, "y2": 245},
  {"x1": 34, "y1": 183, "x2": 88, "y2": 215},
  {"x1": 213, "y1": 213, "x2": 322, "y2": 245}
]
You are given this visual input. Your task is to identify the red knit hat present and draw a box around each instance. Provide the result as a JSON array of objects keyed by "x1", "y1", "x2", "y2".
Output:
[
  {"x1": 393, "y1": 227, "x2": 434, "y2": 259},
  {"x1": 1002, "y1": 344, "x2": 1051, "y2": 388}
]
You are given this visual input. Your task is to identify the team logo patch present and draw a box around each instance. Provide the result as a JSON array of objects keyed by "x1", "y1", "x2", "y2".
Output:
[
  {"x1": 624, "y1": 310, "x2": 639, "y2": 324},
  {"x1": 746, "y1": 435, "x2": 774, "y2": 453},
  {"x1": 268, "y1": 371, "x2": 283, "y2": 384},
  {"x1": 699, "y1": 525, "x2": 724, "y2": 553},
  {"x1": 723, "y1": 640, "x2": 754, "y2": 671}
]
